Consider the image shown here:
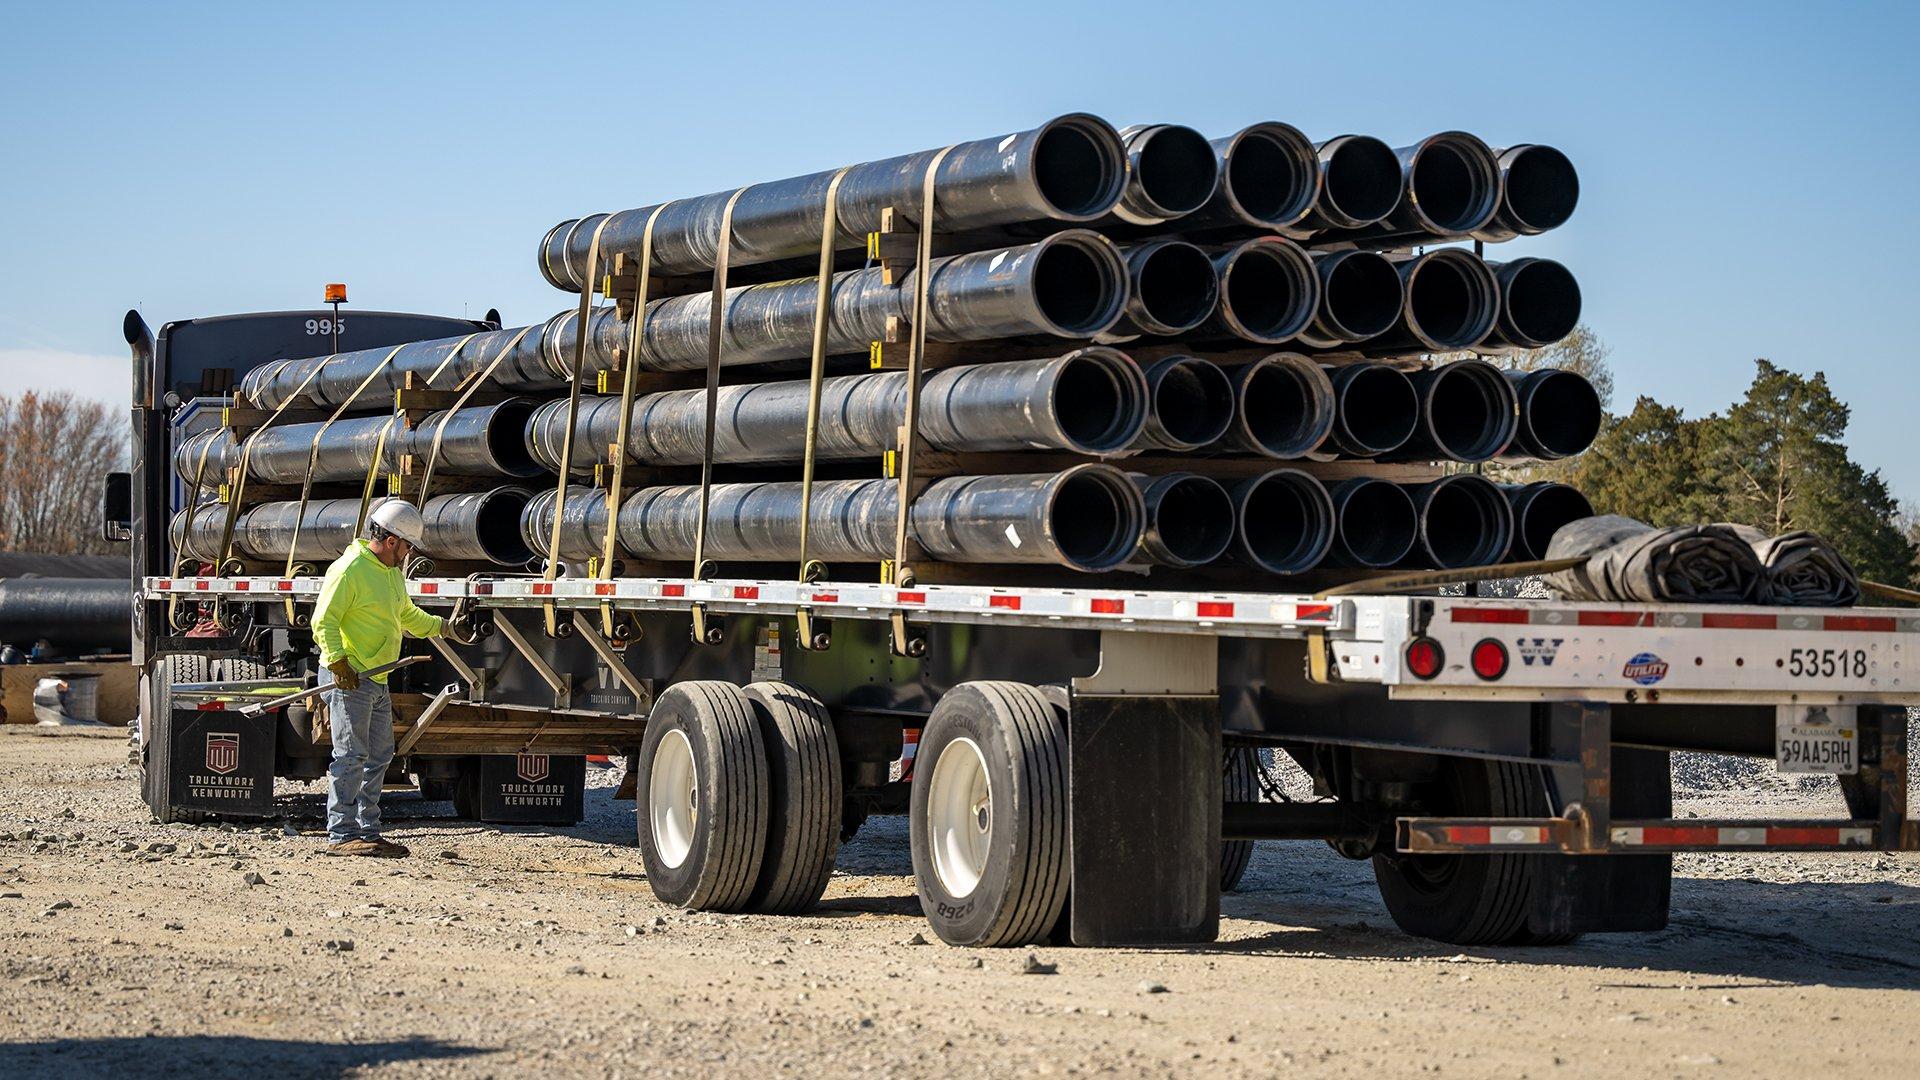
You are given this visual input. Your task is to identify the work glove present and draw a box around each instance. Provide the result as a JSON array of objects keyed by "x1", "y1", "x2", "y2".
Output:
[
  {"x1": 327, "y1": 658, "x2": 360, "y2": 692},
  {"x1": 444, "y1": 615, "x2": 479, "y2": 645}
]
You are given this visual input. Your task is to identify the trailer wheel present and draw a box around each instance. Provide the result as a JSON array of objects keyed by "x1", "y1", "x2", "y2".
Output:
[
  {"x1": 636, "y1": 682, "x2": 769, "y2": 912},
  {"x1": 909, "y1": 682, "x2": 1069, "y2": 947},
  {"x1": 417, "y1": 778, "x2": 455, "y2": 802},
  {"x1": 1220, "y1": 745, "x2": 1259, "y2": 892},
  {"x1": 141, "y1": 655, "x2": 212, "y2": 825},
  {"x1": 1371, "y1": 758, "x2": 1565, "y2": 946},
  {"x1": 742, "y1": 682, "x2": 842, "y2": 915}
]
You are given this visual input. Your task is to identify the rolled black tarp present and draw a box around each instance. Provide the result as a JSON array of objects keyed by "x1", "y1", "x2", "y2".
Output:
[
  {"x1": 1733, "y1": 527, "x2": 1861, "y2": 607},
  {"x1": 1543, "y1": 515, "x2": 1764, "y2": 604}
]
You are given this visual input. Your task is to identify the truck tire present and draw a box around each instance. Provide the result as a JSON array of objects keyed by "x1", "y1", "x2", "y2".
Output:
[
  {"x1": 1220, "y1": 745, "x2": 1259, "y2": 892},
  {"x1": 909, "y1": 682, "x2": 1069, "y2": 947},
  {"x1": 418, "y1": 778, "x2": 455, "y2": 802},
  {"x1": 1371, "y1": 758, "x2": 1562, "y2": 946},
  {"x1": 451, "y1": 758, "x2": 478, "y2": 820},
  {"x1": 636, "y1": 682, "x2": 769, "y2": 912},
  {"x1": 142, "y1": 654, "x2": 212, "y2": 825},
  {"x1": 742, "y1": 682, "x2": 842, "y2": 915}
]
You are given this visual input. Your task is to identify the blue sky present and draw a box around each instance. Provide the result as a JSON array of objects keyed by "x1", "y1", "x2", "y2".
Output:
[{"x1": 2, "y1": 2, "x2": 1916, "y2": 495}]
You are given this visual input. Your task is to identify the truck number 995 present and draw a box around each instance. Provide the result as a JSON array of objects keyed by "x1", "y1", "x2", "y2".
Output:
[
  {"x1": 1786, "y1": 647, "x2": 1867, "y2": 678},
  {"x1": 304, "y1": 317, "x2": 346, "y2": 336}
]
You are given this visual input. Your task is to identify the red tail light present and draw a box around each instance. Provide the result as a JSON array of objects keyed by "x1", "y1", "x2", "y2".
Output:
[
  {"x1": 1405, "y1": 638, "x2": 1444, "y2": 680},
  {"x1": 1470, "y1": 638, "x2": 1509, "y2": 680}
]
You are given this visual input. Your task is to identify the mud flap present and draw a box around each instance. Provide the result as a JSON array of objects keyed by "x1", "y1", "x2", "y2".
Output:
[
  {"x1": 168, "y1": 706, "x2": 278, "y2": 817},
  {"x1": 1530, "y1": 747, "x2": 1673, "y2": 936},
  {"x1": 1068, "y1": 694, "x2": 1221, "y2": 945},
  {"x1": 461, "y1": 754, "x2": 587, "y2": 825}
]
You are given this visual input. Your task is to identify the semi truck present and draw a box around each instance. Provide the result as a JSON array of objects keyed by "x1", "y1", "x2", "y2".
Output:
[{"x1": 109, "y1": 304, "x2": 1916, "y2": 949}]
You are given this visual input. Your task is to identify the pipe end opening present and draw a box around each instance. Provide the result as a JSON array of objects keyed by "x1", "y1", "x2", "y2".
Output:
[
  {"x1": 1409, "y1": 132, "x2": 1500, "y2": 235},
  {"x1": 1425, "y1": 362, "x2": 1519, "y2": 463},
  {"x1": 1503, "y1": 145, "x2": 1580, "y2": 234},
  {"x1": 1144, "y1": 357, "x2": 1235, "y2": 450},
  {"x1": 1132, "y1": 125, "x2": 1220, "y2": 219},
  {"x1": 1143, "y1": 474, "x2": 1234, "y2": 567},
  {"x1": 1417, "y1": 476, "x2": 1512, "y2": 569},
  {"x1": 1321, "y1": 252, "x2": 1404, "y2": 342},
  {"x1": 1512, "y1": 483, "x2": 1594, "y2": 561},
  {"x1": 1405, "y1": 250, "x2": 1499, "y2": 351},
  {"x1": 1333, "y1": 364, "x2": 1419, "y2": 456},
  {"x1": 1221, "y1": 241, "x2": 1316, "y2": 343},
  {"x1": 1225, "y1": 124, "x2": 1319, "y2": 227},
  {"x1": 1503, "y1": 259, "x2": 1583, "y2": 348},
  {"x1": 1034, "y1": 234, "x2": 1127, "y2": 337},
  {"x1": 1034, "y1": 116, "x2": 1128, "y2": 220},
  {"x1": 1521, "y1": 370, "x2": 1603, "y2": 459},
  {"x1": 1048, "y1": 468, "x2": 1144, "y2": 572},
  {"x1": 1321, "y1": 136, "x2": 1402, "y2": 227},
  {"x1": 1235, "y1": 471, "x2": 1334, "y2": 574},
  {"x1": 1133, "y1": 242, "x2": 1220, "y2": 335},
  {"x1": 1335, "y1": 480, "x2": 1418, "y2": 567},
  {"x1": 1053, "y1": 351, "x2": 1149, "y2": 454}
]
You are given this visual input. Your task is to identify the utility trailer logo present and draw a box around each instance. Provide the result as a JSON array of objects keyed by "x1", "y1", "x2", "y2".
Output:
[
  {"x1": 1622, "y1": 652, "x2": 1669, "y2": 686},
  {"x1": 516, "y1": 754, "x2": 550, "y2": 783},
  {"x1": 1518, "y1": 638, "x2": 1564, "y2": 667},
  {"x1": 205, "y1": 732, "x2": 240, "y2": 775}
]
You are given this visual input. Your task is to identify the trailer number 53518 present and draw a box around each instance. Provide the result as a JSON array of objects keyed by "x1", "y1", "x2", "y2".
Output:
[{"x1": 1786, "y1": 647, "x2": 1866, "y2": 678}]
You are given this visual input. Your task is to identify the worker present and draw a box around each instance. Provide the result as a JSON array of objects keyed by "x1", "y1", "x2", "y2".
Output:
[{"x1": 312, "y1": 499, "x2": 475, "y2": 857}]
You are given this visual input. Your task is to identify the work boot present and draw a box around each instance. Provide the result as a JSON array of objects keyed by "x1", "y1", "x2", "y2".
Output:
[
  {"x1": 370, "y1": 837, "x2": 410, "y2": 858},
  {"x1": 325, "y1": 838, "x2": 381, "y2": 857}
]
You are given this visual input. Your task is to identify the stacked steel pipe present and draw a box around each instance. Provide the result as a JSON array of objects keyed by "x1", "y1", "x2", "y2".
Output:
[{"x1": 183, "y1": 113, "x2": 1598, "y2": 577}]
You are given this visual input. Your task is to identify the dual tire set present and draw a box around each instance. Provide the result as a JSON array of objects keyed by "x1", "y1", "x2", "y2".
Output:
[{"x1": 640, "y1": 679, "x2": 1644, "y2": 948}]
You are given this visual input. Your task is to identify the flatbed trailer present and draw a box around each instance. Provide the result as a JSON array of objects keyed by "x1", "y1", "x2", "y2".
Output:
[{"x1": 113, "y1": 307, "x2": 1917, "y2": 949}]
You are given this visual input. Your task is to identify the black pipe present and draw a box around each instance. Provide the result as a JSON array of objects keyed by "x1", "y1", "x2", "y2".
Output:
[
  {"x1": 1130, "y1": 473, "x2": 1235, "y2": 568},
  {"x1": 1321, "y1": 131, "x2": 1503, "y2": 246},
  {"x1": 1503, "y1": 481, "x2": 1595, "y2": 561},
  {"x1": 1195, "y1": 237, "x2": 1318, "y2": 345},
  {"x1": 1474, "y1": 144, "x2": 1580, "y2": 243},
  {"x1": 1299, "y1": 251, "x2": 1405, "y2": 348},
  {"x1": 1228, "y1": 469, "x2": 1335, "y2": 574},
  {"x1": 1183, "y1": 121, "x2": 1322, "y2": 237},
  {"x1": 1302, "y1": 135, "x2": 1404, "y2": 231},
  {"x1": 1113, "y1": 124, "x2": 1223, "y2": 225},
  {"x1": 1325, "y1": 362, "x2": 1418, "y2": 458},
  {"x1": 1498, "y1": 368, "x2": 1602, "y2": 463},
  {"x1": 1362, "y1": 249, "x2": 1499, "y2": 355},
  {"x1": 1133, "y1": 356, "x2": 1235, "y2": 452},
  {"x1": 1327, "y1": 479, "x2": 1419, "y2": 569},
  {"x1": 0, "y1": 578, "x2": 130, "y2": 651},
  {"x1": 1108, "y1": 241, "x2": 1220, "y2": 337},
  {"x1": 1485, "y1": 258, "x2": 1583, "y2": 350},
  {"x1": 1223, "y1": 354, "x2": 1335, "y2": 459},
  {"x1": 1381, "y1": 360, "x2": 1520, "y2": 464},
  {"x1": 1402, "y1": 475, "x2": 1515, "y2": 569}
]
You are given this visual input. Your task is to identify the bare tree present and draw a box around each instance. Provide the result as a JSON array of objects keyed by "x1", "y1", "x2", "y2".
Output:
[{"x1": 0, "y1": 391, "x2": 130, "y2": 555}]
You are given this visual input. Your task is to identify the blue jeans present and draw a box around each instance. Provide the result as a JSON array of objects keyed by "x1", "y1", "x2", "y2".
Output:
[{"x1": 322, "y1": 667, "x2": 394, "y2": 844}]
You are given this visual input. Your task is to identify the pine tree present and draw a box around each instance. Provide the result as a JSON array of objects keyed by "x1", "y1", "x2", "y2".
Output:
[
  {"x1": 1699, "y1": 360, "x2": 1915, "y2": 585},
  {"x1": 1568, "y1": 396, "x2": 1716, "y2": 526}
]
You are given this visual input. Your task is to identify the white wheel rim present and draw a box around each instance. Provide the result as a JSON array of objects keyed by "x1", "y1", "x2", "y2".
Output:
[
  {"x1": 927, "y1": 737, "x2": 992, "y2": 899},
  {"x1": 649, "y1": 729, "x2": 698, "y2": 869}
]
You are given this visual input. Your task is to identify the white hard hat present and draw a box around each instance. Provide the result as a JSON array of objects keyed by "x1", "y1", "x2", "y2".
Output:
[{"x1": 368, "y1": 499, "x2": 427, "y2": 546}]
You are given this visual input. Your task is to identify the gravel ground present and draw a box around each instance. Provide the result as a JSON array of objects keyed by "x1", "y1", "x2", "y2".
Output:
[{"x1": 1, "y1": 726, "x2": 1916, "y2": 1078}]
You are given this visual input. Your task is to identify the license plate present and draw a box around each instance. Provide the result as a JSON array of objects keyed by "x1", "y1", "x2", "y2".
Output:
[{"x1": 1775, "y1": 704, "x2": 1857, "y2": 774}]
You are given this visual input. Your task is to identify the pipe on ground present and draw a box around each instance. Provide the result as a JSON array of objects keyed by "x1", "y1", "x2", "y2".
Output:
[
  {"x1": 174, "y1": 399, "x2": 542, "y2": 484},
  {"x1": 1497, "y1": 368, "x2": 1602, "y2": 463},
  {"x1": 1130, "y1": 355, "x2": 1235, "y2": 452},
  {"x1": 1226, "y1": 468, "x2": 1335, "y2": 574},
  {"x1": 1401, "y1": 474, "x2": 1515, "y2": 569},
  {"x1": 524, "y1": 465, "x2": 1146, "y2": 573},
  {"x1": 1326, "y1": 478, "x2": 1419, "y2": 569},
  {"x1": 1502, "y1": 481, "x2": 1595, "y2": 562},
  {"x1": 1484, "y1": 258, "x2": 1583, "y2": 351},
  {"x1": 1379, "y1": 359, "x2": 1520, "y2": 464},
  {"x1": 1324, "y1": 362, "x2": 1418, "y2": 458},
  {"x1": 1128, "y1": 472, "x2": 1235, "y2": 568},
  {"x1": 526, "y1": 348, "x2": 1148, "y2": 470},
  {"x1": 242, "y1": 231, "x2": 1131, "y2": 409},
  {"x1": 1222, "y1": 353, "x2": 1335, "y2": 459},
  {"x1": 1473, "y1": 144, "x2": 1580, "y2": 243},
  {"x1": 0, "y1": 578, "x2": 130, "y2": 650},
  {"x1": 539, "y1": 113, "x2": 1129, "y2": 292},
  {"x1": 172, "y1": 489, "x2": 536, "y2": 566}
]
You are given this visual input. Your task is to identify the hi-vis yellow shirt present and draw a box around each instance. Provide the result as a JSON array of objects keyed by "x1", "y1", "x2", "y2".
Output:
[{"x1": 312, "y1": 539, "x2": 444, "y2": 684}]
